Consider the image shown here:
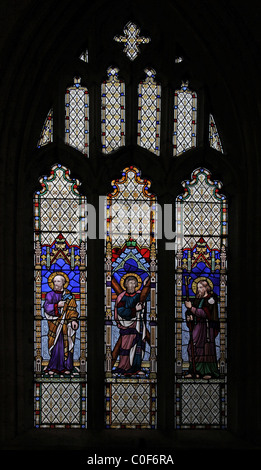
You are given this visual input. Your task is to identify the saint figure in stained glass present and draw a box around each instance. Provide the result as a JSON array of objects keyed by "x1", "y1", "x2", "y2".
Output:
[
  {"x1": 175, "y1": 168, "x2": 227, "y2": 429},
  {"x1": 184, "y1": 276, "x2": 220, "y2": 379},
  {"x1": 44, "y1": 272, "x2": 79, "y2": 375},
  {"x1": 111, "y1": 273, "x2": 150, "y2": 375},
  {"x1": 105, "y1": 167, "x2": 157, "y2": 429},
  {"x1": 34, "y1": 164, "x2": 87, "y2": 428}
]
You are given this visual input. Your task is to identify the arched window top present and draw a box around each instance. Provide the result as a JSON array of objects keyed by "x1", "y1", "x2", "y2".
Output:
[
  {"x1": 107, "y1": 166, "x2": 155, "y2": 249},
  {"x1": 35, "y1": 164, "x2": 86, "y2": 245},
  {"x1": 37, "y1": 163, "x2": 83, "y2": 197},
  {"x1": 109, "y1": 166, "x2": 155, "y2": 200},
  {"x1": 176, "y1": 167, "x2": 228, "y2": 250},
  {"x1": 35, "y1": 23, "x2": 225, "y2": 160},
  {"x1": 178, "y1": 167, "x2": 226, "y2": 203}
]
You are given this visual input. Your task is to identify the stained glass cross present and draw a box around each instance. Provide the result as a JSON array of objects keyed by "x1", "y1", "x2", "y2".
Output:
[{"x1": 114, "y1": 22, "x2": 150, "y2": 61}]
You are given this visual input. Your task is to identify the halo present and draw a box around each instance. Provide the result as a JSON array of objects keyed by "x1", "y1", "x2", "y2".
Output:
[
  {"x1": 191, "y1": 276, "x2": 213, "y2": 294},
  {"x1": 120, "y1": 273, "x2": 142, "y2": 291},
  {"x1": 48, "y1": 271, "x2": 70, "y2": 289}
]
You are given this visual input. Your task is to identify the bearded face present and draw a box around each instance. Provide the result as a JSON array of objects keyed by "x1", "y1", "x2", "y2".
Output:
[
  {"x1": 125, "y1": 277, "x2": 138, "y2": 294},
  {"x1": 196, "y1": 282, "x2": 208, "y2": 298},
  {"x1": 53, "y1": 275, "x2": 66, "y2": 292}
]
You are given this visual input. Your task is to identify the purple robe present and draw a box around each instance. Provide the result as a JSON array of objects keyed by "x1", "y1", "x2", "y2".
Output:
[{"x1": 44, "y1": 290, "x2": 74, "y2": 373}]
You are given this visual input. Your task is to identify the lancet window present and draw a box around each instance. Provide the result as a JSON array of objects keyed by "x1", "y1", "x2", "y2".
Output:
[
  {"x1": 174, "y1": 167, "x2": 227, "y2": 429},
  {"x1": 104, "y1": 166, "x2": 157, "y2": 428},
  {"x1": 137, "y1": 68, "x2": 161, "y2": 155},
  {"x1": 65, "y1": 77, "x2": 89, "y2": 156},
  {"x1": 34, "y1": 164, "x2": 87, "y2": 428},
  {"x1": 101, "y1": 67, "x2": 125, "y2": 154}
]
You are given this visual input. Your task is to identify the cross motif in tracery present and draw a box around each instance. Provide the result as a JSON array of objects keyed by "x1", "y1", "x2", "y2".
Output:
[{"x1": 114, "y1": 21, "x2": 151, "y2": 61}]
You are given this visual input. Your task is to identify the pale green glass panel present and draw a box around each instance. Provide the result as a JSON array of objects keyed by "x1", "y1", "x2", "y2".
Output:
[
  {"x1": 173, "y1": 81, "x2": 197, "y2": 156},
  {"x1": 101, "y1": 67, "x2": 125, "y2": 154},
  {"x1": 65, "y1": 77, "x2": 89, "y2": 156},
  {"x1": 137, "y1": 68, "x2": 161, "y2": 156}
]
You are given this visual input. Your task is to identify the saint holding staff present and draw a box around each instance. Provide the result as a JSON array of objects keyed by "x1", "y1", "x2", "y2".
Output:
[
  {"x1": 111, "y1": 273, "x2": 151, "y2": 375},
  {"x1": 44, "y1": 272, "x2": 79, "y2": 375}
]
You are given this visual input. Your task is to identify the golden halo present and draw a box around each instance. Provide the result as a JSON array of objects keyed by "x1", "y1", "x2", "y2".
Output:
[
  {"x1": 120, "y1": 273, "x2": 142, "y2": 291},
  {"x1": 48, "y1": 271, "x2": 70, "y2": 289},
  {"x1": 191, "y1": 276, "x2": 213, "y2": 294}
]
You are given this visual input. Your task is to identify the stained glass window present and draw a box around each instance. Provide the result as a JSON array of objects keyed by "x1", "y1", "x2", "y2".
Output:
[
  {"x1": 209, "y1": 114, "x2": 224, "y2": 153},
  {"x1": 173, "y1": 81, "x2": 197, "y2": 156},
  {"x1": 174, "y1": 167, "x2": 227, "y2": 429},
  {"x1": 37, "y1": 108, "x2": 53, "y2": 148},
  {"x1": 104, "y1": 166, "x2": 157, "y2": 428},
  {"x1": 34, "y1": 164, "x2": 87, "y2": 428},
  {"x1": 137, "y1": 68, "x2": 161, "y2": 155},
  {"x1": 114, "y1": 22, "x2": 151, "y2": 61},
  {"x1": 65, "y1": 77, "x2": 89, "y2": 156},
  {"x1": 79, "y1": 49, "x2": 88, "y2": 63},
  {"x1": 101, "y1": 67, "x2": 125, "y2": 153}
]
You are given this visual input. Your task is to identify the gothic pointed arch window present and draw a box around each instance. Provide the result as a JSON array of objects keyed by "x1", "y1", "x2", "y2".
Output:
[
  {"x1": 104, "y1": 166, "x2": 157, "y2": 428},
  {"x1": 174, "y1": 167, "x2": 227, "y2": 429},
  {"x1": 34, "y1": 164, "x2": 87, "y2": 428},
  {"x1": 33, "y1": 15, "x2": 228, "y2": 435}
]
